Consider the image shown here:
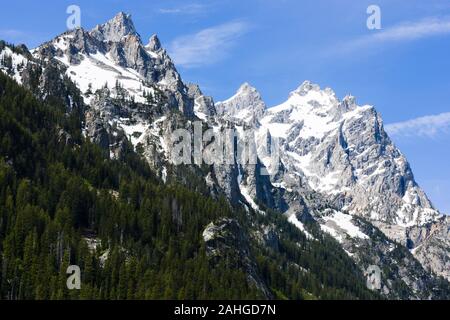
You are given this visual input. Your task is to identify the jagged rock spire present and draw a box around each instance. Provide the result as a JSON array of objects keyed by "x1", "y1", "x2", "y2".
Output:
[
  {"x1": 289, "y1": 80, "x2": 338, "y2": 98},
  {"x1": 215, "y1": 82, "x2": 266, "y2": 122},
  {"x1": 146, "y1": 34, "x2": 161, "y2": 51},
  {"x1": 90, "y1": 12, "x2": 139, "y2": 42}
]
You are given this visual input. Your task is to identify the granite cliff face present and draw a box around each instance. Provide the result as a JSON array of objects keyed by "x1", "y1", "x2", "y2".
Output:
[{"x1": 1, "y1": 13, "x2": 448, "y2": 298}]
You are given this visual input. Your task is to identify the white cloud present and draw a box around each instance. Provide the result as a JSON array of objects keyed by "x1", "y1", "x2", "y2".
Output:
[
  {"x1": 169, "y1": 21, "x2": 249, "y2": 68},
  {"x1": 339, "y1": 16, "x2": 450, "y2": 53},
  {"x1": 372, "y1": 17, "x2": 450, "y2": 41},
  {"x1": 0, "y1": 29, "x2": 25, "y2": 39},
  {"x1": 385, "y1": 112, "x2": 450, "y2": 138},
  {"x1": 158, "y1": 3, "x2": 208, "y2": 15}
]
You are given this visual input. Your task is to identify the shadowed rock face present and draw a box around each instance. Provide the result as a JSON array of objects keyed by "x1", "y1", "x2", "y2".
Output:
[{"x1": 146, "y1": 34, "x2": 161, "y2": 52}]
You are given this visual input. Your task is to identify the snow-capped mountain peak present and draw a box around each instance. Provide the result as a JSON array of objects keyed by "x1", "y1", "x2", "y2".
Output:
[
  {"x1": 31, "y1": 12, "x2": 193, "y2": 115},
  {"x1": 237, "y1": 82, "x2": 257, "y2": 94},
  {"x1": 256, "y1": 81, "x2": 442, "y2": 228},
  {"x1": 341, "y1": 94, "x2": 358, "y2": 112},
  {"x1": 220, "y1": 82, "x2": 263, "y2": 105},
  {"x1": 285, "y1": 80, "x2": 339, "y2": 109},
  {"x1": 290, "y1": 80, "x2": 321, "y2": 96},
  {"x1": 215, "y1": 82, "x2": 266, "y2": 123}
]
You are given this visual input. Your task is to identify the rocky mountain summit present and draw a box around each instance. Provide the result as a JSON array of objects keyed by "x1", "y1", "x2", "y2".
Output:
[
  {"x1": 258, "y1": 80, "x2": 440, "y2": 228},
  {"x1": 0, "y1": 13, "x2": 448, "y2": 299},
  {"x1": 34, "y1": 12, "x2": 193, "y2": 116},
  {"x1": 215, "y1": 82, "x2": 266, "y2": 125}
]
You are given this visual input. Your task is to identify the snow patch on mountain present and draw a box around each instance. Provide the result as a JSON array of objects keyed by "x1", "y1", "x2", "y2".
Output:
[
  {"x1": 113, "y1": 117, "x2": 149, "y2": 146},
  {"x1": 0, "y1": 46, "x2": 28, "y2": 84},
  {"x1": 237, "y1": 166, "x2": 265, "y2": 215},
  {"x1": 320, "y1": 211, "x2": 369, "y2": 243},
  {"x1": 288, "y1": 214, "x2": 314, "y2": 240},
  {"x1": 53, "y1": 48, "x2": 157, "y2": 105}
]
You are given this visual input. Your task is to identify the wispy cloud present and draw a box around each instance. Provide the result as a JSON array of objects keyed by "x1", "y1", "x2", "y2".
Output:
[
  {"x1": 385, "y1": 112, "x2": 450, "y2": 138},
  {"x1": 169, "y1": 21, "x2": 249, "y2": 68},
  {"x1": 158, "y1": 3, "x2": 208, "y2": 15},
  {"x1": 0, "y1": 29, "x2": 26, "y2": 39},
  {"x1": 337, "y1": 16, "x2": 450, "y2": 54}
]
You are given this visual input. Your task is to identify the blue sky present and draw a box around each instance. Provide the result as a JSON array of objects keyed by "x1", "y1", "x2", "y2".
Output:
[{"x1": 1, "y1": 0, "x2": 450, "y2": 213}]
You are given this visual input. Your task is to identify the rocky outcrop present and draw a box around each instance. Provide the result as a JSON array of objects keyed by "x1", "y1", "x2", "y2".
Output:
[
  {"x1": 408, "y1": 217, "x2": 450, "y2": 280},
  {"x1": 315, "y1": 211, "x2": 446, "y2": 299},
  {"x1": 202, "y1": 218, "x2": 272, "y2": 298},
  {"x1": 188, "y1": 83, "x2": 216, "y2": 120}
]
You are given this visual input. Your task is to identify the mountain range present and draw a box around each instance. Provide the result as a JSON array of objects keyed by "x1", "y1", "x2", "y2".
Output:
[{"x1": 0, "y1": 12, "x2": 448, "y2": 299}]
